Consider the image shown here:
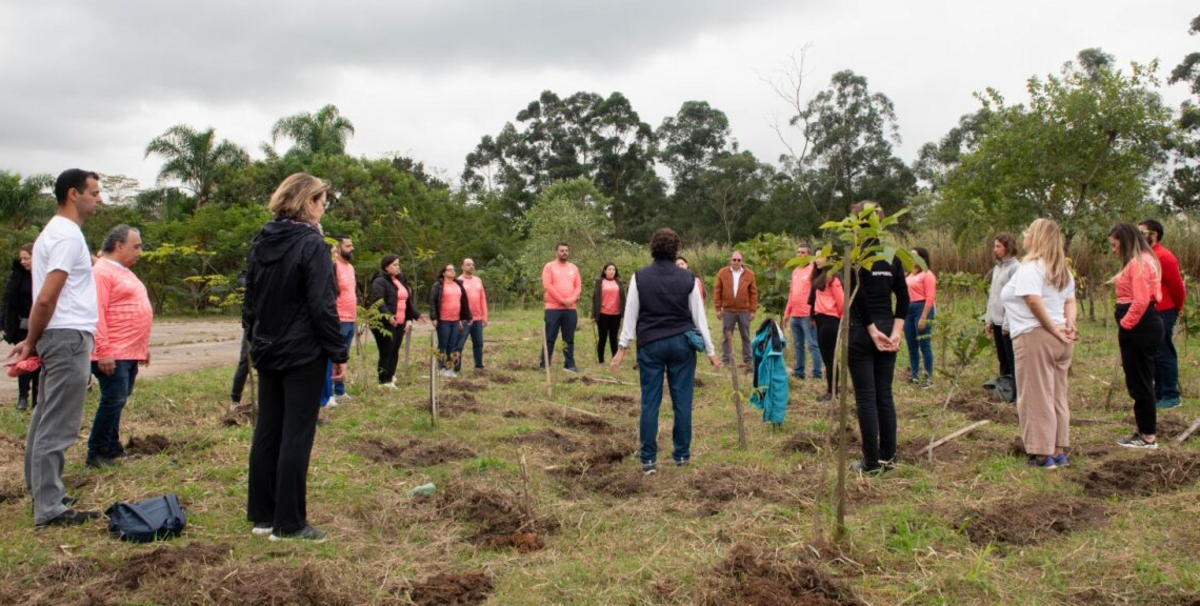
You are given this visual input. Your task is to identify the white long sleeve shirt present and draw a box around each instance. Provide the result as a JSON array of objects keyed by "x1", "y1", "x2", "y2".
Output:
[{"x1": 617, "y1": 274, "x2": 715, "y2": 356}]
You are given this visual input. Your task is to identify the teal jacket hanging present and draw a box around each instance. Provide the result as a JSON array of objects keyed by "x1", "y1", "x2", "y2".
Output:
[{"x1": 749, "y1": 318, "x2": 789, "y2": 425}]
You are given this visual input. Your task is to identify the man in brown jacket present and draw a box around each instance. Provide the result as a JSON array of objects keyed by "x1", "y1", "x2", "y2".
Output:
[{"x1": 713, "y1": 251, "x2": 757, "y2": 365}]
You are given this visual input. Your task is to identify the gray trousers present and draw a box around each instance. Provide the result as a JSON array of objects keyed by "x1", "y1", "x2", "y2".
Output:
[
  {"x1": 25, "y1": 329, "x2": 93, "y2": 525},
  {"x1": 721, "y1": 311, "x2": 753, "y2": 364}
]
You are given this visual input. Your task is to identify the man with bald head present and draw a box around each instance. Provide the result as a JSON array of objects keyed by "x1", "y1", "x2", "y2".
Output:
[{"x1": 460, "y1": 258, "x2": 489, "y2": 370}]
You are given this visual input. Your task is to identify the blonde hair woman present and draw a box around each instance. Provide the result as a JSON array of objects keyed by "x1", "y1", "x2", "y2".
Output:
[
  {"x1": 1000, "y1": 218, "x2": 1077, "y2": 469},
  {"x1": 244, "y1": 173, "x2": 349, "y2": 541}
]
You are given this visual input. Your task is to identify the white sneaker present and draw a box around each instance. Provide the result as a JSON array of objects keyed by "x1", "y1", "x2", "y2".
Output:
[
  {"x1": 326, "y1": 396, "x2": 339, "y2": 408},
  {"x1": 337, "y1": 393, "x2": 352, "y2": 401},
  {"x1": 382, "y1": 381, "x2": 398, "y2": 390}
]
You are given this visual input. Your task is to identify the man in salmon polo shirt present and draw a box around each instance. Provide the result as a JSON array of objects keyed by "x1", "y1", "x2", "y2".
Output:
[
  {"x1": 541, "y1": 242, "x2": 581, "y2": 373},
  {"x1": 460, "y1": 258, "x2": 489, "y2": 370},
  {"x1": 86, "y1": 225, "x2": 153, "y2": 469},
  {"x1": 328, "y1": 236, "x2": 356, "y2": 404}
]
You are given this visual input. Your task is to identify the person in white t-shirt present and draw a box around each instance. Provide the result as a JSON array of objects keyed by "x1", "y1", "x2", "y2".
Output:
[
  {"x1": 1000, "y1": 218, "x2": 1078, "y2": 470},
  {"x1": 9, "y1": 169, "x2": 102, "y2": 527}
]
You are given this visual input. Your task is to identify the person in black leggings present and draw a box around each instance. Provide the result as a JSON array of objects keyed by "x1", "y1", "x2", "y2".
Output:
[
  {"x1": 591, "y1": 263, "x2": 626, "y2": 363},
  {"x1": 807, "y1": 256, "x2": 843, "y2": 403},
  {"x1": 846, "y1": 202, "x2": 909, "y2": 474}
]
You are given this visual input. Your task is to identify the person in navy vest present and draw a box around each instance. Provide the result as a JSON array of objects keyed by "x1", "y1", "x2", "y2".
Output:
[{"x1": 610, "y1": 228, "x2": 719, "y2": 476}]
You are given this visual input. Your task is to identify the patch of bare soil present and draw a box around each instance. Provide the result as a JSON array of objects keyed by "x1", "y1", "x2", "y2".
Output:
[
  {"x1": 438, "y1": 483, "x2": 558, "y2": 552},
  {"x1": 500, "y1": 409, "x2": 529, "y2": 419},
  {"x1": 1157, "y1": 412, "x2": 1195, "y2": 441},
  {"x1": 594, "y1": 394, "x2": 639, "y2": 417},
  {"x1": 550, "y1": 441, "x2": 644, "y2": 498},
  {"x1": 896, "y1": 439, "x2": 965, "y2": 464},
  {"x1": 220, "y1": 403, "x2": 255, "y2": 427},
  {"x1": 410, "y1": 571, "x2": 494, "y2": 606},
  {"x1": 542, "y1": 408, "x2": 614, "y2": 434},
  {"x1": 1079, "y1": 452, "x2": 1200, "y2": 498},
  {"x1": 947, "y1": 393, "x2": 1014, "y2": 424},
  {"x1": 200, "y1": 562, "x2": 353, "y2": 606},
  {"x1": 499, "y1": 360, "x2": 537, "y2": 372},
  {"x1": 438, "y1": 393, "x2": 481, "y2": 417},
  {"x1": 486, "y1": 373, "x2": 518, "y2": 385},
  {"x1": 689, "y1": 465, "x2": 792, "y2": 510},
  {"x1": 781, "y1": 426, "x2": 859, "y2": 455},
  {"x1": 446, "y1": 379, "x2": 485, "y2": 392},
  {"x1": 124, "y1": 434, "x2": 208, "y2": 456},
  {"x1": 957, "y1": 498, "x2": 1109, "y2": 546},
  {"x1": 697, "y1": 544, "x2": 863, "y2": 606},
  {"x1": 506, "y1": 428, "x2": 583, "y2": 454},
  {"x1": 112, "y1": 543, "x2": 230, "y2": 590},
  {"x1": 350, "y1": 438, "x2": 475, "y2": 468}
]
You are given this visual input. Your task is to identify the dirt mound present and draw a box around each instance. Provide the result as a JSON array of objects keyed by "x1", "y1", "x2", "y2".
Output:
[
  {"x1": 500, "y1": 360, "x2": 536, "y2": 372},
  {"x1": 550, "y1": 441, "x2": 644, "y2": 498},
  {"x1": 439, "y1": 483, "x2": 558, "y2": 552},
  {"x1": 221, "y1": 403, "x2": 255, "y2": 427},
  {"x1": 690, "y1": 465, "x2": 791, "y2": 507},
  {"x1": 500, "y1": 409, "x2": 529, "y2": 419},
  {"x1": 446, "y1": 379, "x2": 485, "y2": 392},
  {"x1": 439, "y1": 393, "x2": 481, "y2": 417},
  {"x1": 202, "y1": 561, "x2": 352, "y2": 606},
  {"x1": 113, "y1": 543, "x2": 230, "y2": 590},
  {"x1": 958, "y1": 498, "x2": 1109, "y2": 546},
  {"x1": 487, "y1": 373, "x2": 518, "y2": 385},
  {"x1": 1157, "y1": 413, "x2": 1196, "y2": 441},
  {"x1": 698, "y1": 544, "x2": 863, "y2": 606},
  {"x1": 1079, "y1": 452, "x2": 1200, "y2": 498},
  {"x1": 125, "y1": 435, "x2": 173, "y2": 455},
  {"x1": 782, "y1": 426, "x2": 859, "y2": 455},
  {"x1": 507, "y1": 428, "x2": 583, "y2": 453},
  {"x1": 593, "y1": 394, "x2": 639, "y2": 417},
  {"x1": 542, "y1": 408, "x2": 614, "y2": 434},
  {"x1": 948, "y1": 393, "x2": 1013, "y2": 423},
  {"x1": 350, "y1": 438, "x2": 475, "y2": 468},
  {"x1": 410, "y1": 571, "x2": 494, "y2": 606}
]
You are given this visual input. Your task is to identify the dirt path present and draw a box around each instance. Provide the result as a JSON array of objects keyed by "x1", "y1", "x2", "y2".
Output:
[{"x1": 0, "y1": 318, "x2": 245, "y2": 403}]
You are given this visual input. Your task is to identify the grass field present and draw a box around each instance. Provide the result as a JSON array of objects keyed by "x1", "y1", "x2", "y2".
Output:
[{"x1": 0, "y1": 308, "x2": 1198, "y2": 606}]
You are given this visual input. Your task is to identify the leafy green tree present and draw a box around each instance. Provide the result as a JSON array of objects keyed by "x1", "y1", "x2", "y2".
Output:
[
  {"x1": 700, "y1": 151, "x2": 774, "y2": 245},
  {"x1": 0, "y1": 171, "x2": 54, "y2": 230},
  {"x1": 656, "y1": 101, "x2": 735, "y2": 241},
  {"x1": 1166, "y1": 14, "x2": 1200, "y2": 211},
  {"x1": 144, "y1": 124, "x2": 249, "y2": 208},
  {"x1": 270, "y1": 104, "x2": 356, "y2": 157}
]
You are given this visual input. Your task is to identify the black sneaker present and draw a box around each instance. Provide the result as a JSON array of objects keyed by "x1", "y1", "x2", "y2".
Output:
[
  {"x1": 674, "y1": 458, "x2": 690, "y2": 467},
  {"x1": 16, "y1": 397, "x2": 28, "y2": 411},
  {"x1": 850, "y1": 460, "x2": 893, "y2": 475},
  {"x1": 251, "y1": 522, "x2": 273, "y2": 536},
  {"x1": 269, "y1": 525, "x2": 327, "y2": 542},
  {"x1": 641, "y1": 461, "x2": 657, "y2": 476},
  {"x1": 1116, "y1": 433, "x2": 1158, "y2": 449},
  {"x1": 85, "y1": 455, "x2": 116, "y2": 469},
  {"x1": 36, "y1": 509, "x2": 99, "y2": 528}
]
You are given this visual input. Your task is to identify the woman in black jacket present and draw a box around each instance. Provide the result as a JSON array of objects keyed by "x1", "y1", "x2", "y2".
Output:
[
  {"x1": 429, "y1": 263, "x2": 471, "y2": 377},
  {"x1": 1, "y1": 244, "x2": 37, "y2": 410},
  {"x1": 243, "y1": 173, "x2": 349, "y2": 542},
  {"x1": 591, "y1": 262, "x2": 626, "y2": 363},
  {"x1": 368, "y1": 255, "x2": 423, "y2": 387}
]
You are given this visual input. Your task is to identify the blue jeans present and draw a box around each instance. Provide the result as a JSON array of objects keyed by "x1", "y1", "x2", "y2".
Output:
[
  {"x1": 904, "y1": 301, "x2": 935, "y2": 380},
  {"x1": 88, "y1": 360, "x2": 139, "y2": 458},
  {"x1": 1155, "y1": 308, "x2": 1180, "y2": 401},
  {"x1": 789, "y1": 316, "x2": 822, "y2": 378},
  {"x1": 437, "y1": 321, "x2": 465, "y2": 371},
  {"x1": 636, "y1": 333, "x2": 697, "y2": 464},
  {"x1": 542, "y1": 309, "x2": 577, "y2": 370},
  {"x1": 465, "y1": 320, "x2": 485, "y2": 368},
  {"x1": 330, "y1": 322, "x2": 355, "y2": 396}
]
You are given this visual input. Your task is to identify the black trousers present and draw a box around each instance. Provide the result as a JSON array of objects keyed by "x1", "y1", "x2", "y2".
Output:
[
  {"x1": 596, "y1": 314, "x2": 621, "y2": 362},
  {"x1": 1117, "y1": 305, "x2": 1163, "y2": 436},
  {"x1": 18, "y1": 368, "x2": 40, "y2": 406},
  {"x1": 247, "y1": 357, "x2": 324, "y2": 534},
  {"x1": 848, "y1": 323, "x2": 898, "y2": 467},
  {"x1": 371, "y1": 324, "x2": 405, "y2": 384},
  {"x1": 994, "y1": 329, "x2": 1015, "y2": 378},
  {"x1": 816, "y1": 315, "x2": 840, "y2": 397}
]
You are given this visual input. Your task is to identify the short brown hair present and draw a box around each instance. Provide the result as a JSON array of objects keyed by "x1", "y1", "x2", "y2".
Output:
[
  {"x1": 994, "y1": 232, "x2": 1017, "y2": 256},
  {"x1": 649, "y1": 228, "x2": 680, "y2": 260},
  {"x1": 850, "y1": 200, "x2": 885, "y2": 220},
  {"x1": 268, "y1": 173, "x2": 328, "y2": 222}
]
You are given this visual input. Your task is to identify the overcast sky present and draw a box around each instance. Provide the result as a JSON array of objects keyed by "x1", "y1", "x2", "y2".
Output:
[{"x1": 1, "y1": 1, "x2": 1196, "y2": 193}]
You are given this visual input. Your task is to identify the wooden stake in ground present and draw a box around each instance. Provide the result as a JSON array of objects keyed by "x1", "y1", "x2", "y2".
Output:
[
  {"x1": 1175, "y1": 416, "x2": 1200, "y2": 443},
  {"x1": 541, "y1": 324, "x2": 553, "y2": 398},
  {"x1": 727, "y1": 344, "x2": 748, "y2": 450},
  {"x1": 924, "y1": 420, "x2": 990, "y2": 455},
  {"x1": 834, "y1": 244, "x2": 852, "y2": 543},
  {"x1": 429, "y1": 330, "x2": 438, "y2": 426}
]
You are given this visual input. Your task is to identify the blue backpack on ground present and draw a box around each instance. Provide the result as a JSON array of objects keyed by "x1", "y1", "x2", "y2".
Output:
[
  {"x1": 106, "y1": 494, "x2": 187, "y2": 543},
  {"x1": 749, "y1": 318, "x2": 789, "y2": 426}
]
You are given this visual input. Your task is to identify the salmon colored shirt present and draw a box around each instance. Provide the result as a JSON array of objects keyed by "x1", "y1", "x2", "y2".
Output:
[
  {"x1": 542, "y1": 261, "x2": 581, "y2": 310},
  {"x1": 334, "y1": 258, "x2": 356, "y2": 322},
  {"x1": 392, "y1": 277, "x2": 407, "y2": 325},
  {"x1": 599, "y1": 279, "x2": 621, "y2": 315},
  {"x1": 460, "y1": 275, "x2": 488, "y2": 323},
  {"x1": 784, "y1": 264, "x2": 814, "y2": 318},
  {"x1": 439, "y1": 280, "x2": 463, "y2": 321},
  {"x1": 1115, "y1": 253, "x2": 1162, "y2": 330},
  {"x1": 91, "y1": 259, "x2": 153, "y2": 361},
  {"x1": 813, "y1": 278, "x2": 844, "y2": 318},
  {"x1": 905, "y1": 271, "x2": 937, "y2": 307}
]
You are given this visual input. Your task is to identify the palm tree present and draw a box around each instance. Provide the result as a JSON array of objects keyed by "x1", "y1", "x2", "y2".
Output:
[
  {"x1": 270, "y1": 104, "x2": 356, "y2": 156},
  {"x1": 144, "y1": 125, "x2": 248, "y2": 208},
  {"x1": 0, "y1": 171, "x2": 54, "y2": 230}
]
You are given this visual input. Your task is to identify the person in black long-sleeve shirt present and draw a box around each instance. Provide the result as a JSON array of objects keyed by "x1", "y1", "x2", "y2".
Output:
[
  {"x1": 243, "y1": 173, "x2": 349, "y2": 542},
  {"x1": 846, "y1": 202, "x2": 909, "y2": 474},
  {"x1": 1, "y1": 244, "x2": 37, "y2": 410},
  {"x1": 368, "y1": 255, "x2": 424, "y2": 386}
]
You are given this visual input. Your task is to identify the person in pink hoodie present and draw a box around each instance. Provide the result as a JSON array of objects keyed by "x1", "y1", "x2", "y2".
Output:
[{"x1": 541, "y1": 242, "x2": 581, "y2": 372}]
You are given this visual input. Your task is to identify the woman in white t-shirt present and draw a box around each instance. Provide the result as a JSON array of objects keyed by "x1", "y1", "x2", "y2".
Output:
[{"x1": 1000, "y1": 218, "x2": 1078, "y2": 469}]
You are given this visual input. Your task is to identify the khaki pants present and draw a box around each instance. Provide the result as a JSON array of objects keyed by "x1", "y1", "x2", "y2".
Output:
[{"x1": 1013, "y1": 327, "x2": 1073, "y2": 456}]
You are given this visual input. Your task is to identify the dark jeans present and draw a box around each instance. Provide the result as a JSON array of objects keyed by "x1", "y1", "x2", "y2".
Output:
[
  {"x1": 542, "y1": 309, "x2": 577, "y2": 369},
  {"x1": 465, "y1": 320, "x2": 485, "y2": 369},
  {"x1": 371, "y1": 324, "x2": 404, "y2": 384},
  {"x1": 994, "y1": 328, "x2": 1015, "y2": 378},
  {"x1": 87, "y1": 360, "x2": 139, "y2": 458},
  {"x1": 247, "y1": 357, "x2": 324, "y2": 535},
  {"x1": 789, "y1": 316, "x2": 822, "y2": 378},
  {"x1": 596, "y1": 314, "x2": 621, "y2": 362},
  {"x1": 815, "y1": 314, "x2": 840, "y2": 396},
  {"x1": 436, "y1": 320, "x2": 465, "y2": 371},
  {"x1": 1118, "y1": 305, "x2": 1163, "y2": 436},
  {"x1": 904, "y1": 302, "x2": 934, "y2": 380},
  {"x1": 1155, "y1": 308, "x2": 1180, "y2": 401},
  {"x1": 331, "y1": 322, "x2": 354, "y2": 396},
  {"x1": 230, "y1": 330, "x2": 251, "y2": 403},
  {"x1": 637, "y1": 333, "x2": 697, "y2": 464},
  {"x1": 18, "y1": 368, "x2": 40, "y2": 407},
  {"x1": 848, "y1": 324, "x2": 898, "y2": 468}
]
